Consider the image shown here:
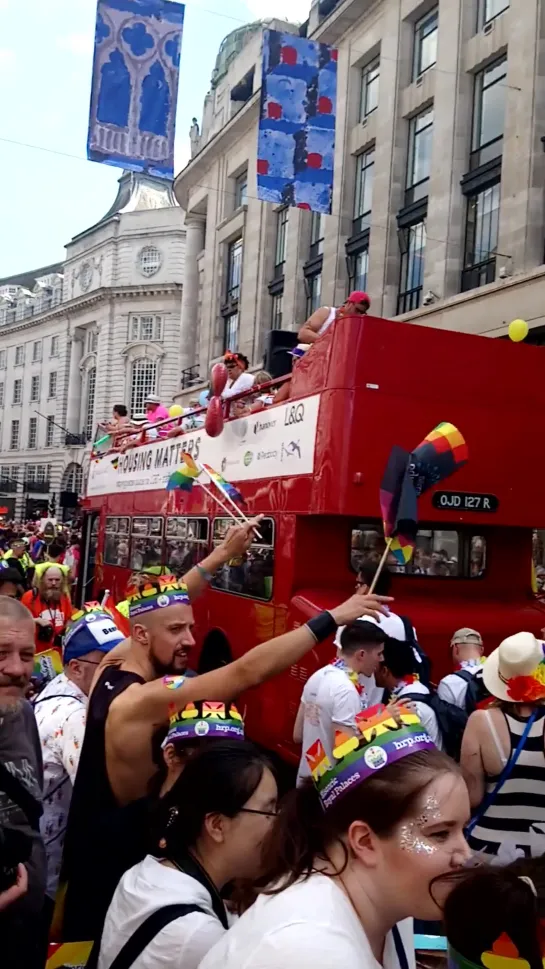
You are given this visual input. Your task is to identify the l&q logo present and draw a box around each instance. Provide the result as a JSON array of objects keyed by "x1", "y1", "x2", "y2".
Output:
[{"x1": 284, "y1": 403, "x2": 305, "y2": 426}]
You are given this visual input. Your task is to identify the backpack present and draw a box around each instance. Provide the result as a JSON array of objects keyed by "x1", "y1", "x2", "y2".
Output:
[
  {"x1": 399, "y1": 616, "x2": 432, "y2": 688},
  {"x1": 403, "y1": 691, "x2": 468, "y2": 761},
  {"x1": 454, "y1": 668, "x2": 490, "y2": 715}
]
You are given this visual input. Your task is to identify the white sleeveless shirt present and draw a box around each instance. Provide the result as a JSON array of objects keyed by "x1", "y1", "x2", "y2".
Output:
[{"x1": 317, "y1": 307, "x2": 336, "y2": 336}]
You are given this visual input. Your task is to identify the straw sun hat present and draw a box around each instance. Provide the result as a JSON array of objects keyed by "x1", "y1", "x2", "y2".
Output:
[{"x1": 482, "y1": 632, "x2": 545, "y2": 703}]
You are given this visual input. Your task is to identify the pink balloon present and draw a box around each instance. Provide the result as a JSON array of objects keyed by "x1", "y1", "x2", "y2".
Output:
[
  {"x1": 210, "y1": 363, "x2": 228, "y2": 397},
  {"x1": 205, "y1": 396, "x2": 224, "y2": 438}
]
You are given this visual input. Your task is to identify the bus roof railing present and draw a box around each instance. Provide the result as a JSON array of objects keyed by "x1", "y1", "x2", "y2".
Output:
[{"x1": 92, "y1": 372, "x2": 291, "y2": 457}]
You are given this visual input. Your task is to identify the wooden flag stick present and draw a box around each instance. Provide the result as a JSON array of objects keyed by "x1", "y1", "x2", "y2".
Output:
[
  {"x1": 198, "y1": 480, "x2": 245, "y2": 525},
  {"x1": 197, "y1": 463, "x2": 262, "y2": 539},
  {"x1": 368, "y1": 538, "x2": 393, "y2": 594}
]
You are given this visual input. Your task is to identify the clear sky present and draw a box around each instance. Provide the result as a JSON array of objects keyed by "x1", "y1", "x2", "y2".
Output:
[{"x1": 0, "y1": 0, "x2": 311, "y2": 277}]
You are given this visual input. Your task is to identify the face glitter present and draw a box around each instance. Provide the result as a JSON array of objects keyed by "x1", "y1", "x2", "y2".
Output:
[{"x1": 399, "y1": 793, "x2": 442, "y2": 854}]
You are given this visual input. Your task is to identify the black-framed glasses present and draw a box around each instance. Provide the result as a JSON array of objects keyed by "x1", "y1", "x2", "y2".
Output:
[{"x1": 239, "y1": 807, "x2": 278, "y2": 819}]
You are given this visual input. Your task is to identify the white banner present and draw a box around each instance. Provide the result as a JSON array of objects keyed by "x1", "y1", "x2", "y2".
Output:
[{"x1": 87, "y1": 395, "x2": 321, "y2": 497}]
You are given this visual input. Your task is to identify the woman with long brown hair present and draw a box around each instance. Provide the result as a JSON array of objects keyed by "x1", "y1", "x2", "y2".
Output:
[{"x1": 200, "y1": 707, "x2": 470, "y2": 969}]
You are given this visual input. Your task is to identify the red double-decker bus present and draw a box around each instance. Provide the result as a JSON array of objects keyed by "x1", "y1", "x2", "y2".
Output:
[{"x1": 80, "y1": 315, "x2": 545, "y2": 764}]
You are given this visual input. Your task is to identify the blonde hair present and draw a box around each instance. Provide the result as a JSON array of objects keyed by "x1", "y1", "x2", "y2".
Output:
[{"x1": 253, "y1": 370, "x2": 272, "y2": 387}]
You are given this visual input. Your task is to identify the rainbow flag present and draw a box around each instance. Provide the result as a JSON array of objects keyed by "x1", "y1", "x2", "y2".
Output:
[
  {"x1": 167, "y1": 452, "x2": 201, "y2": 492},
  {"x1": 111, "y1": 455, "x2": 119, "y2": 470},
  {"x1": 410, "y1": 422, "x2": 468, "y2": 496},
  {"x1": 380, "y1": 446, "x2": 418, "y2": 566},
  {"x1": 201, "y1": 462, "x2": 246, "y2": 506}
]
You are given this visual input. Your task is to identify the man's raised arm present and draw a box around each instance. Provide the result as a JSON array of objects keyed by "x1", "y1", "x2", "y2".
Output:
[
  {"x1": 116, "y1": 593, "x2": 393, "y2": 727},
  {"x1": 182, "y1": 519, "x2": 262, "y2": 601},
  {"x1": 297, "y1": 306, "x2": 331, "y2": 344}
]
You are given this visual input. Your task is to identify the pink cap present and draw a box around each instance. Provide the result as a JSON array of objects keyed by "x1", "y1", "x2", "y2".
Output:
[{"x1": 347, "y1": 291, "x2": 370, "y2": 305}]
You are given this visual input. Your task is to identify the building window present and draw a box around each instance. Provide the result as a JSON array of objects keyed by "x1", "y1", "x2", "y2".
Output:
[
  {"x1": 348, "y1": 248, "x2": 369, "y2": 293},
  {"x1": 85, "y1": 367, "x2": 96, "y2": 440},
  {"x1": 462, "y1": 182, "x2": 500, "y2": 292},
  {"x1": 130, "y1": 359, "x2": 157, "y2": 415},
  {"x1": 0, "y1": 382, "x2": 4, "y2": 407},
  {"x1": 478, "y1": 0, "x2": 509, "y2": 29},
  {"x1": 10, "y1": 420, "x2": 19, "y2": 450},
  {"x1": 14, "y1": 345, "x2": 24, "y2": 366},
  {"x1": 306, "y1": 271, "x2": 322, "y2": 315},
  {"x1": 46, "y1": 416, "x2": 55, "y2": 448},
  {"x1": 360, "y1": 58, "x2": 380, "y2": 120},
  {"x1": 32, "y1": 340, "x2": 42, "y2": 363},
  {"x1": 12, "y1": 379, "x2": 22, "y2": 405},
  {"x1": 310, "y1": 212, "x2": 324, "y2": 259},
  {"x1": 48, "y1": 372, "x2": 57, "y2": 398},
  {"x1": 471, "y1": 57, "x2": 507, "y2": 170},
  {"x1": 28, "y1": 418, "x2": 37, "y2": 450},
  {"x1": 413, "y1": 8, "x2": 438, "y2": 80},
  {"x1": 271, "y1": 292, "x2": 283, "y2": 329},
  {"x1": 224, "y1": 312, "x2": 239, "y2": 352},
  {"x1": 30, "y1": 375, "x2": 40, "y2": 402},
  {"x1": 398, "y1": 221, "x2": 427, "y2": 314},
  {"x1": 234, "y1": 171, "x2": 248, "y2": 208},
  {"x1": 50, "y1": 335, "x2": 59, "y2": 357},
  {"x1": 354, "y1": 148, "x2": 374, "y2": 234},
  {"x1": 226, "y1": 239, "x2": 243, "y2": 302},
  {"x1": 0, "y1": 350, "x2": 5, "y2": 369},
  {"x1": 406, "y1": 106, "x2": 434, "y2": 205},
  {"x1": 139, "y1": 245, "x2": 162, "y2": 277},
  {"x1": 275, "y1": 208, "x2": 288, "y2": 275},
  {"x1": 129, "y1": 315, "x2": 163, "y2": 342},
  {"x1": 86, "y1": 329, "x2": 98, "y2": 354}
]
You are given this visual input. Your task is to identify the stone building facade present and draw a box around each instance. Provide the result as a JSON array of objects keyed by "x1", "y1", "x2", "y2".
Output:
[
  {"x1": 0, "y1": 173, "x2": 185, "y2": 520},
  {"x1": 174, "y1": 0, "x2": 545, "y2": 404}
]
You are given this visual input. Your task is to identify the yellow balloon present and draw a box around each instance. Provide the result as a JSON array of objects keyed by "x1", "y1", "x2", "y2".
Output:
[
  {"x1": 508, "y1": 319, "x2": 528, "y2": 342},
  {"x1": 169, "y1": 404, "x2": 184, "y2": 418}
]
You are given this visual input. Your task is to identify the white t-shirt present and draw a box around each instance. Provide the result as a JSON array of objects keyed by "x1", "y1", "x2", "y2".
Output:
[
  {"x1": 221, "y1": 372, "x2": 255, "y2": 399},
  {"x1": 98, "y1": 855, "x2": 228, "y2": 969},
  {"x1": 296, "y1": 664, "x2": 364, "y2": 785},
  {"x1": 199, "y1": 872, "x2": 416, "y2": 969},
  {"x1": 394, "y1": 681, "x2": 443, "y2": 750},
  {"x1": 438, "y1": 663, "x2": 481, "y2": 709}
]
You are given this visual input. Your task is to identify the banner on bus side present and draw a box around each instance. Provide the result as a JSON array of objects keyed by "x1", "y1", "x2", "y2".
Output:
[{"x1": 87, "y1": 394, "x2": 321, "y2": 497}]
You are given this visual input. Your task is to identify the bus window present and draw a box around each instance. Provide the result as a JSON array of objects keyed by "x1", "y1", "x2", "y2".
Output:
[
  {"x1": 165, "y1": 517, "x2": 209, "y2": 577},
  {"x1": 104, "y1": 517, "x2": 130, "y2": 568},
  {"x1": 351, "y1": 523, "x2": 486, "y2": 578},
  {"x1": 130, "y1": 517, "x2": 164, "y2": 571},
  {"x1": 210, "y1": 517, "x2": 274, "y2": 601}
]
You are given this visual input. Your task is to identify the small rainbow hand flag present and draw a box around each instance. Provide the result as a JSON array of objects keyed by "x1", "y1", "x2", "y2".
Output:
[
  {"x1": 201, "y1": 462, "x2": 246, "y2": 506},
  {"x1": 410, "y1": 422, "x2": 468, "y2": 496},
  {"x1": 167, "y1": 452, "x2": 201, "y2": 492},
  {"x1": 111, "y1": 456, "x2": 119, "y2": 470}
]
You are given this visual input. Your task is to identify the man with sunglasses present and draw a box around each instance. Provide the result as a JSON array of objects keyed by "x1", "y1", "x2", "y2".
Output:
[
  {"x1": 297, "y1": 290, "x2": 371, "y2": 346},
  {"x1": 33, "y1": 606, "x2": 125, "y2": 907}
]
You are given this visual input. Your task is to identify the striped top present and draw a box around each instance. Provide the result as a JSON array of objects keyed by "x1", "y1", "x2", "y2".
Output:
[{"x1": 468, "y1": 708, "x2": 545, "y2": 857}]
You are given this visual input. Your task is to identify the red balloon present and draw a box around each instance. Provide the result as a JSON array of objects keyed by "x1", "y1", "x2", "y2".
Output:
[
  {"x1": 210, "y1": 363, "x2": 228, "y2": 397},
  {"x1": 205, "y1": 396, "x2": 224, "y2": 438}
]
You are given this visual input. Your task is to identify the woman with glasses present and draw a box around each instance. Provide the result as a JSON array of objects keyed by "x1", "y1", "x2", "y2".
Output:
[{"x1": 97, "y1": 740, "x2": 277, "y2": 969}]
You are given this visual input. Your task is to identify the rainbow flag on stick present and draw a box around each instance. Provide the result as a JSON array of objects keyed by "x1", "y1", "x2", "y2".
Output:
[
  {"x1": 200, "y1": 462, "x2": 246, "y2": 506},
  {"x1": 167, "y1": 452, "x2": 201, "y2": 492},
  {"x1": 410, "y1": 422, "x2": 468, "y2": 496},
  {"x1": 380, "y1": 446, "x2": 418, "y2": 568}
]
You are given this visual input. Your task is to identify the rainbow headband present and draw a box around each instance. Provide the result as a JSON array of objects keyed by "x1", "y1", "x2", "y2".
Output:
[
  {"x1": 163, "y1": 701, "x2": 244, "y2": 746},
  {"x1": 306, "y1": 704, "x2": 436, "y2": 811},
  {"x1": 447, "y1": 931, "x2": 545, "y2": 969},
  {"x1": 128, "y1": 576, "x2": 190, "y2": 619}
]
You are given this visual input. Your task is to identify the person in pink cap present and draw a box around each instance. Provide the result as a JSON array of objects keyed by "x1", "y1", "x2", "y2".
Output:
[{"x1": 297, "y1": 290, "x2": 371, "y2": 345}]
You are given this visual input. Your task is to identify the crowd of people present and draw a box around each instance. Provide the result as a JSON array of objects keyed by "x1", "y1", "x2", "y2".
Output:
[{"x1": 1, "y1": 521, "x2": 545, "y2": 969}]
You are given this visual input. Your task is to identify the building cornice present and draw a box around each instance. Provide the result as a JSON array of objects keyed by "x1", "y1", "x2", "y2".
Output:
[{"x1": 0, "y1": 283, "x2": 183, "y2": 335}]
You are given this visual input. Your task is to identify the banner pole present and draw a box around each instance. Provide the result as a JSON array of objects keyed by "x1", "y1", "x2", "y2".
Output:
[{"x1": 368, "y1": 538, "x2": 393, "y2": 594}]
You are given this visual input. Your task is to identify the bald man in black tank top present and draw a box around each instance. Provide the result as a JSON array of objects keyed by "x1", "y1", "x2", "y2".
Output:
[{"x1": 59, "y1": 522, "x2": 391, "y2": 941}]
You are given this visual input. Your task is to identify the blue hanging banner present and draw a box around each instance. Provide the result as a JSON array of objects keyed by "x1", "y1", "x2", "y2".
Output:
[
  {"x1": 87, "y1": 0, "x2": 185, "y2": 179},
  {"x1": 257, "y1": 29, "x2": 338, "y2": 215}
]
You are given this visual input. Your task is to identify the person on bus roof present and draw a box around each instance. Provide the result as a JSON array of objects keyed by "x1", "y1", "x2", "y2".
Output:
[
  {"x1": 59, "y1": 521, "x2": 392, "y2": 942},
  {"x1": 222, "y1": 352, "x2": 255, "y2": 399},
  {"x1": 297, "y1": 290, "x2": 370, "y2": 346}
]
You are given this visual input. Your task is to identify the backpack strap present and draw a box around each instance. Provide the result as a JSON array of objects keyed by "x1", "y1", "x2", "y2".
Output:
[
  {"x1": 88, "y1": 903, "x2": 206, "y2": 969},
  {"x1": 0, "y1": 759, "x2": 43, "y2": 831},
  {"x1": 454, "y1": 669, "x2": 474, "y2": 684},
  {"x1": 392, "y1": 924, "x2": 410, "y2": 969}
]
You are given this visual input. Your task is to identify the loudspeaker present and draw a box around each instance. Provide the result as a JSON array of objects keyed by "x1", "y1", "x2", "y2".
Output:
[
  {"x1": 60, "y1": 491, "x2": 79, "y2": 509},
  {"x1": 264, "y1": 329, "x2": 298, "y2": 379}
]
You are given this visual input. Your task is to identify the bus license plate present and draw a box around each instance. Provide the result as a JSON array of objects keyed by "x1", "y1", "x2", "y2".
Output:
[{"x1": 432, "y1": 491, "x2": 499, "y2": 513}]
